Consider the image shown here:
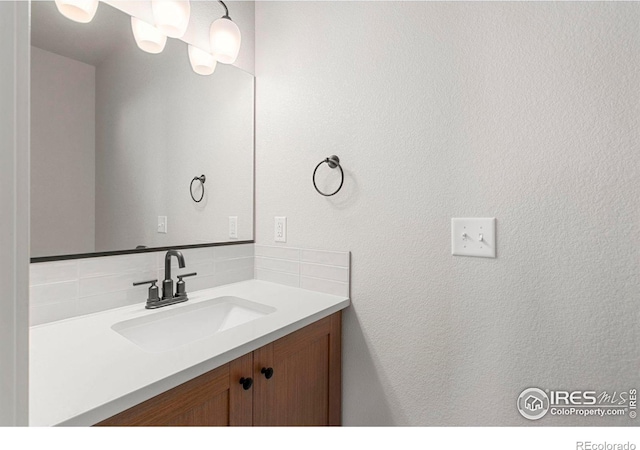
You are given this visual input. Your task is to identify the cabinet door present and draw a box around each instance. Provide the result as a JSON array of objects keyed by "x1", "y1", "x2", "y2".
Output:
[
  {"x1": 253, "y1": 312, "x2": 342, "y2": 426},
  {"x1": 96, "y1": 353, "x2": 253, "y2": 426}
]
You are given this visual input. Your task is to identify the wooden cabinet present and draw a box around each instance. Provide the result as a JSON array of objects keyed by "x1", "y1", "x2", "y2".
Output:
[
  {"x1": 97, "y1": 311, "x2": 341, "y2": 427},
  {"x1": 96, "y1": 353, "x2": 253, "y2": 426}
]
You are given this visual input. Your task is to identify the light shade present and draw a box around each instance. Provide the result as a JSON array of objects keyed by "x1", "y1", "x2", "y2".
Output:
[
  {"x1": 131, "y1": 17, "x2": 167, "y2": 54},
  {"x1": 210, "y1": 17, "x2": 241, "y2": 64},
  {"x1": 54, "y1": 0, "x2": 99, "y2": 24},
  {"x1": 151, "y1": 0, "x2": 191, "y2": 39},
  {"x1": 188, "y1": 45, "x2": 217, "y2": 76}
]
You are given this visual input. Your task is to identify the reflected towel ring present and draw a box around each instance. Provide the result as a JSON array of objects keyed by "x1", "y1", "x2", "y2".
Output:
[
  {"x1": 313, "y1": 155, "x2": 344, "y2": 197},
  {"x1": 190, "y1": 175, "x2": 206, "y2": 202}
]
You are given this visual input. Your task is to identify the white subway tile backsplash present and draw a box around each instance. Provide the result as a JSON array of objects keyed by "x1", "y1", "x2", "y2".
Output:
[
  {"x1": 185, "y1": 274, "x2": 217, "y2": 292},
  {"x1": 300, "y1": 262, "x2": 349, "y2": 282},
  {"x1": 255, "y1": 245, "x2": 300, "y2": 261},
  {"x1": 256, "y1": 268, "x2": 300, "y2": 288},
  {"x1": 29, "y1": 244, "x2": 350, "y2": 325},
  {"x1": 76, "y1": 289, "x2": 144, "y2": 317},
  {"x1": 79, "y1": 253, "x2": 156, "y2": 278},
  {"x1": 300, "y1": 276, "x2": 349, "y2": 297},
  {"x1": 31, "y1": 300, "x2": 77, "y2": 327},
  {"x1": 214, "y1": 244, "x2": 254, "y2": 260},
  {"x1": 255, "y1": 245, "x2": 351, "y2": 296},
  {"x1": 176, "y1": 260, "x2": 215, "y2": 278},
  {"x1": 215, "y1": 256, "x2": 254, "y2": 273},
  {"x1": 213, "y1": 267, "x2": 254, "y2": 287},
  {"x1": 30, "y1": 280, "x2": 78, "y2": 307},
  {"x1": 254, "y1": 247, "x2": 350, "y2": 297},
  {"x1": 301, "y1": 249, "x2": 349, "y2": 267},
  {"x1": 78, "y1": 270, "x2": 158, "y2": 297},
  {"x1": 30, "y1": 260, "x2": 77, "y2": 285},
  {"x1": 255, "y1": 257, "x2": 300, "y2": 274},
  {"x1": 30, "y1": 245, "x2": 258, "y2": 325}
]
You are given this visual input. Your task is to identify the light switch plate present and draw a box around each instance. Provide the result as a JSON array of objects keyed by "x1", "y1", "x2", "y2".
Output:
[
  {"x1": 157, "y1": 216, "x2": 168, "y2": 234},
  {"x1": 229, "y1": 216, "x2": 238, "y2": 239},
  {"x1": 451, "y1": 218, "x2": 496, "y2": 258}
]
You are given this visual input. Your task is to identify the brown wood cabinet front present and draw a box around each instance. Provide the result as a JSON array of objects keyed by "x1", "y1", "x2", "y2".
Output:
[
  {"x1": 97, "y1": 353, "x2": 253, "y2": 426},
  {"x1": 96, "y1": 311, "x2": 341, "y2": 426}
]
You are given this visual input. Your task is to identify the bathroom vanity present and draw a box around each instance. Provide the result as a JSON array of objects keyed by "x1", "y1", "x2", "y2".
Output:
[
  {"x1": 29, "y1": 280, "x2": 349, "y2": 426},
  {"x1": 27, "y1": 1, "x2": 350, "y2": 427},
  {"x1": 97, "y1": 312, "x2": 341, "y2": 426}
]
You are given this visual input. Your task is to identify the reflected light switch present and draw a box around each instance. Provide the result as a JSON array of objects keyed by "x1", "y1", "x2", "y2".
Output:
[{"x1": 157, "y1": 216, "x2": 168, "y2": 234}]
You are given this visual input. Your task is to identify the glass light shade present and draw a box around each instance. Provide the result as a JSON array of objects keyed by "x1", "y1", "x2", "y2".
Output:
[
  {"x1": 131, "y1": 17, "x2": 167, "y2": 54},
  {"x1": 151, "y1": 0, "x2": 191, "y2": 38},
  {"x1": 210, "y1": 17, "x2": 241, "y2": 64},
  {"x1": 188, "y1": 45, "x2": 217, "y2": 76},
  {"x1": 54, "y1": 0, "x2": 99, "y2": 24}
]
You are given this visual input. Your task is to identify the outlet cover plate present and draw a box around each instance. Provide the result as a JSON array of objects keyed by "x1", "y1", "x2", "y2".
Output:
[
  {"x1": 229, "y1": 216, "x2": 238, "y2": 239},
  {"x1": 451, "y1": 218, "x2": 496, "y2": 258},
  {"x1": 275, "y1": 216, "x2": 287, "y2": 242}
]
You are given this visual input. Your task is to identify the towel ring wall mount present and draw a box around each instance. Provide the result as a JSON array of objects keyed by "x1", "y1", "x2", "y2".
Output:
[
  {"x1": 313, "y1": 155, "x2": 344, "y2": 197},
  {"x1": 190, "y1": 175, "x2": 206, "y2": 202}
]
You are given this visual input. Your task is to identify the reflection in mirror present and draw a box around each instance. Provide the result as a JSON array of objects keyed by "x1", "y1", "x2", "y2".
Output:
[{"x1": 30, "y1": 1, "x2": 254, "y2": 259}]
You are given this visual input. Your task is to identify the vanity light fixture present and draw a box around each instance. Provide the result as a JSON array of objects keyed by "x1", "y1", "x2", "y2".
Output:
[
  {"x1": 54, "y1": 0, "x2": 99, "y2": 24},
  {"x1": 210, "y1": 0, "x2": 242, "y2": 64},
  {"x1": 151, "y1": 0, "x2": 191, "y2": 39},
  {"x1": 54, "y1": 0, "x2": 242, "y2": 75},
  {"x1": 188, "y1": 45, "x2": 217, "y2": 76},
  {"x1": 131, "y1": 17, "x2": 168, "y2": 54}
]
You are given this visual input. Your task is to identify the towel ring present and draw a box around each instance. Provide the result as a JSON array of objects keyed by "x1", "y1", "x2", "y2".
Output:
[
  {"x1": 313, "y1": 155, "x2": 344, "y2": 197},
  {"x1": 190, "y1": 175, "x2": 206, "y2": 202}
]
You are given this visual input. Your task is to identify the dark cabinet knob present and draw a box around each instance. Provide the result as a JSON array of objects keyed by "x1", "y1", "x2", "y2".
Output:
[
  {"x1": 239, "y1": 377, "x2": 253, "y2": 390},
  {"x1": 261, "y1": 367, "x2": 274, "y2": 379}
]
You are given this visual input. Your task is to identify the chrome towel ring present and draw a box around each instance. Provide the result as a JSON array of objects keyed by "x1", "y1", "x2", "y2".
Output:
[
  {"x1": 313, "y1": 155, "x2": 344, "y2": 197},
  {"x1": 190, "y1": 175, "x2": 206, "y2": 202}
]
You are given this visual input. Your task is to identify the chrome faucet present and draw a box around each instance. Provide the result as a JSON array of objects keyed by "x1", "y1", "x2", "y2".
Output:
[{"x1": 133, "y1": 250, "x2": 197, "y2": 309}]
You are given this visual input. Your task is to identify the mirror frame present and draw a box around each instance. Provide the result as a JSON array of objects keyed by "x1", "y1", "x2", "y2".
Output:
[{"x1": 30, "y1": 239, "x2": 255, "y2": 263}]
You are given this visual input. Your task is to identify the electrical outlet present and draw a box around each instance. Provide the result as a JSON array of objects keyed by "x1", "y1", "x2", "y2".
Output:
[
  {"x1": 274, "y1": 217, "x2": 287, "y2": 242},
  {"x1": 157, "y1": 216, "x2": 168, "y2": 234},
  {"x1": 229, "y1": 216, "x2": 238, "y2": 239}
]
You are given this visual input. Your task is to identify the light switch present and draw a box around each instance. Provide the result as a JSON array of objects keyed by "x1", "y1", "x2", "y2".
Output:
[
  {"x1": 451, "y1": 218, "x2": 496, "y2": 258},
  {"x1": 157, "y1": 216, "x2": 168, "y2": 234}
]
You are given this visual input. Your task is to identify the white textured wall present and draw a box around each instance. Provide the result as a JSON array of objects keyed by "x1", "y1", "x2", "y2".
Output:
[
  {"x1": 95, "y1": 37, "x2": 254, "y2": 252},
  {"x1": 30, "y1": 47, "x2": 96, "y2": 257},
  {"x1": 255, "y1": 2, "x2": 640, "y2": 425}
]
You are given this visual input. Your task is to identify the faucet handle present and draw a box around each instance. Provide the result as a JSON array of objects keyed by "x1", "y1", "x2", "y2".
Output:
[
  {"x1": 176, "y1": 272, "x2": 197, "y2": 281},
  {"x1": 176, "y1": 273, "x2": 197, "y2": 297},
  {"x1": 133, "y1": 279, "x2": 158, "y2": 286},
  {"x1": 133, "y1": 279, "x2": 160, "y2": 303}
]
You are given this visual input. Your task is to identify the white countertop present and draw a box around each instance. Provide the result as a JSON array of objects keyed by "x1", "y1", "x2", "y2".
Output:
[{"x1": 29, "y1": 280, "x2": 350, "y2": 426}]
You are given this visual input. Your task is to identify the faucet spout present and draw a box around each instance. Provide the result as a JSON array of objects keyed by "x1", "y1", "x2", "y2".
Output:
[
  {"x1": 162, "y1": 250, "x2": 185, "y2": 300},
  {"x1": 165, "y1": 250, "x2": 185, "y2": 281}
]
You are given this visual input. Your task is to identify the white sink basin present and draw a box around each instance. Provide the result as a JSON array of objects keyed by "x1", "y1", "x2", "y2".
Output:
[{"x1": 112, "y1": 296, "x2": 276, "y2": 352}]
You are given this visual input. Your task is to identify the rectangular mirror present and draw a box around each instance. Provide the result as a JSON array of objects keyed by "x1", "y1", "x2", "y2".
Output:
[{"x1": 30, "y1": 1, "x2": 254, "y2": 260}]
